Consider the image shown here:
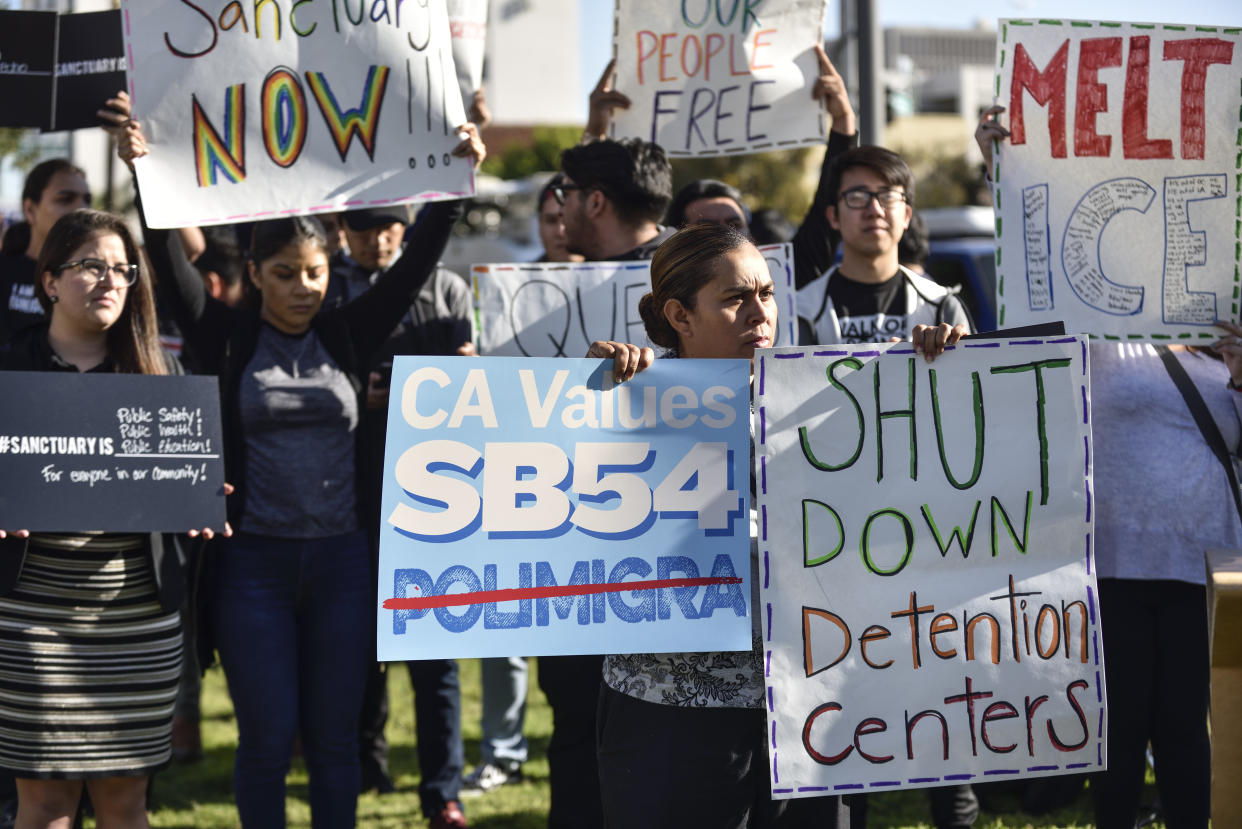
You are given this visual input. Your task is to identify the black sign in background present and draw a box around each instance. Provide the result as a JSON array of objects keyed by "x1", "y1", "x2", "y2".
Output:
[
  {"x1": 0, "y1": 11, "x2": 57, "y2": 129},
  {"x1": 54, "y1": 10, "x2": 126, "y2": 132},
  {"x1": 0, "y1": 372, "x2": 228, "y2": 532}
]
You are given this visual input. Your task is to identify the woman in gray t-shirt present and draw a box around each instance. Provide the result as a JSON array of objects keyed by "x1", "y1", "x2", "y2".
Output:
[{"x1": 118, "y1": 115, "x2": 485, "y2": 828}]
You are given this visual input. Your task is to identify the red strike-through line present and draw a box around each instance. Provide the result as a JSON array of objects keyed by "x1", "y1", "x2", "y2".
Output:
[{"x1": 382, "y1": 576, "x2": 742, "y2": 610}]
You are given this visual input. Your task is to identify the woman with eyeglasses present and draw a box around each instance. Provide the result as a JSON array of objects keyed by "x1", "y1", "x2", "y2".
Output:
[{"x1": 0, "y1": 209, "x2": 226, "y2": 828}]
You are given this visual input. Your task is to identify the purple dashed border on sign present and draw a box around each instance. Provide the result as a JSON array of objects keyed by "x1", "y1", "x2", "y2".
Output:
[{"x1": 759, "y1": 337, "x2": 1105, "y2": 792}]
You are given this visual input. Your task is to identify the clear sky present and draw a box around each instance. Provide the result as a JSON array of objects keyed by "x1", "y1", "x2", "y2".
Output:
[{"x1": 579, "y1": 0, "x2": 1238, "y2": 100}]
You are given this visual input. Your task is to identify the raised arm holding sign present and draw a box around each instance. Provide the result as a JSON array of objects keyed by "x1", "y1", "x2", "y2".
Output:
[
  {"x1": 609, "y1": 0, "x2": 830, "y2": 157},
  {"x1": 120, "y1": 0, "x2": 476, "y2": 228}
]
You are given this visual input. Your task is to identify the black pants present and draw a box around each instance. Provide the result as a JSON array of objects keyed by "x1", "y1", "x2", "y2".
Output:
[
  {"x1": 596, "y1": 685, "x2": 856, "y2": 829},
  {"x1": 358, "y1": 658, "x2": 463, "y2": 817},
  {"x1": 537, "y1": 655, "x2": 605, "y2": 829},
  {"x1": 1091, "y1": 579, "x2": 1210, "y2": 829}
]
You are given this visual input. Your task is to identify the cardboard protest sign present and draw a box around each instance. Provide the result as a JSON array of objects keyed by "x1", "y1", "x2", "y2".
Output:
[
  {"x1": 0, "y1": 11, "x2": 57, "y2": 129},
  {"x1": 992, "y1": 19, "x2": 1241, "y2": 341},
  {"x1": 0, "y1": 373, "x2": 227, "y2": 532},
  {"x1": 472, "y1": 243, "x2": 799, "y2": 356},
  {"x1": 446, "y1": 0, "x2": 487, "y2": 116},
  {"x1": 121, "y1": 1, "x2": 473, "y2": 228},
  {"x1": 611, "y1": 0, "x2": 828, "y2": 157},
  {"x1": 376, "y1": 356, "x2": 751, "y2": 660},
  {"x1": 755, "y1": 338, "x2": 1103, "y2": 795}
]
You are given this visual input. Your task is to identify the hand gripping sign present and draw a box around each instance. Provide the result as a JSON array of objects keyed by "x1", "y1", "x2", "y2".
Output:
[
  {"x1": 755, "y1": 338, "x2": 1103, "y2": 796},
  {"x1": 992, "y1": 18, "x2": 1240, "y2": 340},
  {"x1": 376, "y1": 356, "x2": 753, "y2": 660},
  {"x1": 122, "y1": 0, "x2": 473, "y2": 228}
]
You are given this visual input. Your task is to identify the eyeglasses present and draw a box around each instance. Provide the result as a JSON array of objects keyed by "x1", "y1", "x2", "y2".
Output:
[
  {"x1": 839, "y1": 188, "x2": 907, "y2": 210},
  {"x1": 56, "y1": 258, "x2": 138, "y2": 287},
  {"x1": 552, "y1": 184, "x2": 583, "y2": 206}
]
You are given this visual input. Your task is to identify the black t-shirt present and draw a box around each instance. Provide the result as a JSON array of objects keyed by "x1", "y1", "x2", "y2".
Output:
[
  {"x1": 0, "y1": 252, "x2": 40, "y2": 348},
  {"x1": 827, "y1": 271, "x2": 907, "y2": 343}
]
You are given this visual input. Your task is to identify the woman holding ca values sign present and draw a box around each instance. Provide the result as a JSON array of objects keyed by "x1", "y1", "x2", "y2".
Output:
[
  {"x1": 585, "y1": 223, "x2": 963, "y2": 827},
  {"x1": 0, "y1": 209, "x2": 229, "y2": 828}
]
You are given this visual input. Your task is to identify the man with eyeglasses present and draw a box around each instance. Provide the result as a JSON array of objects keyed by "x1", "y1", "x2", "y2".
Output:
[
  {"x1": 796, "y1": 145, "x2": 973, "y2": 349},
  {"x1": 556, "y1": 136, "x2": 674, "y2": 263}
]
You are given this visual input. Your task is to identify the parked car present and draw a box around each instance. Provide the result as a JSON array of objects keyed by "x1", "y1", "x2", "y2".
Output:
[{"x1": 920, "y1": 206, "x2": 999, "y2": 333}]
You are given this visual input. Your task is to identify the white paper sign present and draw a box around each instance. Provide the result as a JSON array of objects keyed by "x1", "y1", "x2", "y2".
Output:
[
  {"x1": 755, "y1": 337, "x2": 1104, "y2": 796},
  {"x1": 447, "y1": 0, "x2": 487, "y2": 114},
  {"x1": 610, "y1": 0, "x2": 828, "y2": 157},
  {"x1": 993, "y1": 19, "x2": 1241, "y2": 341},
  {"x1": 472, "y1": 243, "x2": 799, "y2": 356},
  {"x1": 122, "y1": 1, "x2": 472, "y2": 228}
]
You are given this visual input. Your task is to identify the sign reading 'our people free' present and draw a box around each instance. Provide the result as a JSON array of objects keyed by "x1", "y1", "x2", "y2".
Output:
[{"x1": 375, "y1": 356, "x2": 753, "y2": 660}]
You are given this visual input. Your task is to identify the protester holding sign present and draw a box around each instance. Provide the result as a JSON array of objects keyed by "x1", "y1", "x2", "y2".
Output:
[
  {"x1": 0, "y1": 209, "x2": 226, "y2": 828},
  {"x1": 588, "y1": 223, "x2": 854, "y2": 827},
  {"x1": 796, "y1": 145, "x2": 973, "y2": 347},
  {"x1": 112, "y1": 112, "x2": 484, "y2": 828},
  {"x1": 589, "y1": 44, "x2": 859, "y2": 290},
  {"x1": 980, "y1": 110, "x2": 1242, "y2": 828}
]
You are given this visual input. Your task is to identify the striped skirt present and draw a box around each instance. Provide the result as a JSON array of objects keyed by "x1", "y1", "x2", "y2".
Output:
[{"x1": 0, "y1": 533, "x2": 182, "y2": 778}]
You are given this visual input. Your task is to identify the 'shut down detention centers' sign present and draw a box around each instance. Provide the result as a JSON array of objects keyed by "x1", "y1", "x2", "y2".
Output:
[
  {"x1": 756, "y1": 338, "x2": 1102, "y2": 795},
  {"x1": 121, "y1": 0, "x2": 474, "y2": 228}
]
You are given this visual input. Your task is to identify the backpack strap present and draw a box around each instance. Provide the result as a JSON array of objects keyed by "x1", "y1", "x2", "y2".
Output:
[{"x1": 1157, "y1": 346, "x2": 1242, "y2": 526}]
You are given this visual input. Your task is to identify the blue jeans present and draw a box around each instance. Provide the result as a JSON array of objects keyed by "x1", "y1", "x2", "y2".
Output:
[
  {"x1": 214, "y1": 531, "x2": 372, "y2": 829},
  {"x1": 479, "y1": 656, "x2": 528, "y2": 767}
]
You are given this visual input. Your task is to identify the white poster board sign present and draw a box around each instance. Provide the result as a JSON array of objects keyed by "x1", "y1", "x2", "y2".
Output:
[
  {"x1": 472, "y1": 244, "x2": 799, "y2": 356},
  {"x1": 993, "y1": 19, "x2": 1241, "y2": 341},
  {"x1": 447, "y1": 0, "x2": 487, "y2": 113},
  {"x1": 756, "y1": 338, "x2": 1104, "y2": 796},
  {"x1": 611, "y1": 0, "x2": 828, "y2": 157},
  {"x1": 122, "y1": 1, "x2": 472, "y2": 228}
]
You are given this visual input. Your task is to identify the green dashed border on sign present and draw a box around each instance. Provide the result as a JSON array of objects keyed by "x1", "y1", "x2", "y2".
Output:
[{"x1": 994, "y1": 19, "x2": 1242, "y2": 341}]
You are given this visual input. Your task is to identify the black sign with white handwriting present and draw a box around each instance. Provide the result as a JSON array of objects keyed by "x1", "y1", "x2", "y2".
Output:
[{"x1": 0, "y1": 372, "x2": 227, "y2": 532}]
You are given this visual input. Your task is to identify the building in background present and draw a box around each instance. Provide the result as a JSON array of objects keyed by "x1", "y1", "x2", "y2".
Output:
[{"x1": 485, "y1": 0, "x2": 582, "y2": 126}]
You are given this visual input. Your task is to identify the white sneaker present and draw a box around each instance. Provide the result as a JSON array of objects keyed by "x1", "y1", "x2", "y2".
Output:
[{"x1": 461, "y1": 762, "x2": 522, "y2": 794}]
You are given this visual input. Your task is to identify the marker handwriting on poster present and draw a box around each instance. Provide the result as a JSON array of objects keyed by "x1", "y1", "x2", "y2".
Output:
[
  {"x1": 0, "y1": 373, "x2": 227, "y2": 532},
  {"x1": 993, "y1": 20, "x2": 1240, "y2": 340},
  {"x1": 159, "y1": 1, "x2": 457, "y2": 187},
  {"x1": 756, "y1": 340, "x2": 1102, "y2": 795},
  {"x1": 794, "y1": 354, "x2": 1071, "y2": 574},
  {"x1": 1007, "y1": 33, "x2": 1232, "y2": 161},
  {"x1": 612, "y1": 0, "x2": 827, "y2": 157},
  {"x1": 124, "y1": 1, "x2": 471, "y2": 228}
]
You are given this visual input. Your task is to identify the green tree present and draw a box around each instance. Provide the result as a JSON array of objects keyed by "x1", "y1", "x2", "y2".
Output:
[
  {"x1": 480, "y1": 126, "x2": 583, "y2": 180},
  {"x1": 0, "y1": 128, "x2": 39, "y2": 170},
  {"x1": 670, "y1": 146, "x2": 821, "y2": 224}
]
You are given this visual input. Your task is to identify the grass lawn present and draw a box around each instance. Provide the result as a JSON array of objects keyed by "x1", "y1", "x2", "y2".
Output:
[{"x1": 141, "y1": 660, "x2": 1154, "y2": 828}]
